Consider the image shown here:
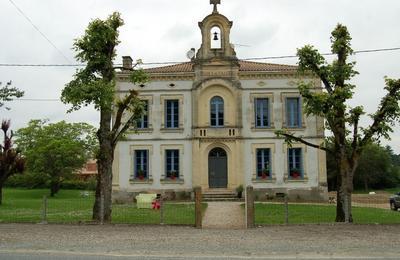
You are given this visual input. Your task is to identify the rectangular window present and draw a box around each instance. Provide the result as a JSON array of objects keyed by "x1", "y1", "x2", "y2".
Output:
[
  {"x1": 288, "y1": 148, "x2": 303, "y2": 179},
  {"x1": 165, "y1": 100, "x2": 179, "y2": 128},
  {"x1": 256, "y1": 148, "x2": 271, "y2": 179},
  {"x1": 165, "y1": 149, "x2": 179, "y2": 179},
  {"x1": 137, "y1": 100, "x2": 148, "y2": 129},
  {"x1": 134, "y1": 150, "x2": 148, "y2": 179},
  {"x1": 255, "y1": 98, "x2": 269, "y2": 128},
  {"x1": 286, "y1": 97, "x2": 301, "y2": 128}
]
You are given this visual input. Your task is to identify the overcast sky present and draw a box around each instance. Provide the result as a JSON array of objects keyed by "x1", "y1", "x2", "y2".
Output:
[{"x1": 0, "y1": 0, "x2": 399, "y2": 152}]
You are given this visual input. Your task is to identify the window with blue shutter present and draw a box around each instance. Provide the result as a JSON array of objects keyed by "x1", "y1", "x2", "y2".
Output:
[
  {"x1": 255, "y1": 98, "x2": 269, "y2": 128},
  {"x1": 256, "y1": 148, "x2": 271, "y2": 179},
  {"x1": 288, "y1": 148, "x2": 303, "y2": 179},
  {"x1": 134, "y1": 150, "x2": 148, "y2": 179},
  {"x1": 137, "y1": 100, "x2": 148, "y2": 129},
  {"x1": 286, "y1": 97, "x2": 301, "y2": 128},
  {"x1": 210, "y1": 96, "x2": 224, "y2": 127},
  {"x1": 165, "y1": 100, "x2": 179, "y2": 128},
  {"x1": 166, "y1": 149, "x2": 179, "y2": 179}
]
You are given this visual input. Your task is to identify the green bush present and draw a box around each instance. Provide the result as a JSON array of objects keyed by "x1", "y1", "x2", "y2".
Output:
[
  {"x1": 5, "y1": 173, "x2": 97, "y2": 191},
  {"x1": 5, "y1": 172, "x2": 48, "y2": 188}
]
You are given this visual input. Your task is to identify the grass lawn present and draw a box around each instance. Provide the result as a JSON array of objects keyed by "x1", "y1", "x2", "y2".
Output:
[
  {"x1": 255, "y1": 203, "x2": 400, "y2": 225},
  {"x1": 0, "y1": 188, "x2": 205, "y2": 225}
]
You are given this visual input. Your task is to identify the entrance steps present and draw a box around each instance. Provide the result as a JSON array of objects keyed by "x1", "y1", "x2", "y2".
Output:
[{"x1": 202, "y1": 189, "x2": 240, "y2": 201}]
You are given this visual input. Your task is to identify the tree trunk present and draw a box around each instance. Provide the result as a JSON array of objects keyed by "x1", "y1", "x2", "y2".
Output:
[
  {"x1": 0, "y1": 184, "x2": 3, "y2": 205},
  {"x1": 92, "y1": 108, "x2": 114, "y2": 223},
  {"x1": 50, "y1": 181, "x2": 60, "y2": 197}
]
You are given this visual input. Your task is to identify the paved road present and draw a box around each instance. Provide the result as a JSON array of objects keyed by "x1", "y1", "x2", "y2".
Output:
[{"x1": 0, "y1": 224, "x2": 399, "y2": 259}]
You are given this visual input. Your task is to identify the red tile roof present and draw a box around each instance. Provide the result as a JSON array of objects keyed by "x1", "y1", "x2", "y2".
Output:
[{"x1": 143, "y1": 60, "x2": 297, "y2": 73}]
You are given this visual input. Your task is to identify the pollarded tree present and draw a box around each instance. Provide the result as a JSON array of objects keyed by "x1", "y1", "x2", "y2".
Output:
[
  {"x1": 0, "y1": 120, "x2": 25, "y2": 204},
  {"x1": 16, "y1": 120, "x2": 97, "y2": 197},
  {"x1": 277, "y1": 24, "x2": 400, "y2": 222},
  {"x1": 61, "y1": 12, "x2": 147, "y2": 222}
]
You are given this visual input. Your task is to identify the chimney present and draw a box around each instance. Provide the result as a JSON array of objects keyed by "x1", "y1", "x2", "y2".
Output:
[{"x1": 122, "y1": 56, "x2": 133, "y2": 70}]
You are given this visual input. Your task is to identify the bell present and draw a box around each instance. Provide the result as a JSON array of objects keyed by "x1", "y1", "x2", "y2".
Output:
[{"x1": 213, "y1": 31, "x2": 219, "y2": 41}]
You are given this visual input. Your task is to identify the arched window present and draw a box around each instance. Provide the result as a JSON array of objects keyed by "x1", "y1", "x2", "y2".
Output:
[
  {"x1": 210, "y1": 26, "x2": 221, "y2": 49},
  {"x1": 210, "y1": 96, "x2": 224, "y2": 127}
]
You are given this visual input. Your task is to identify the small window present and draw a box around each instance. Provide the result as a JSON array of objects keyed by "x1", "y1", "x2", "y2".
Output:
[
  {"x1": 256, "y1": 148, "x2": 271, "y2": 179},
  {"x1": 165, "y1": 100, "x2": 179, "y2": 128},
  {"x1": 255, "y1": 98, "x2": 269, "y2": 128},
  {"x1": 286, "y1": 97, "x2": 301, "y2": 128},
  {"x1": 210, "y1": 96, "x2": 224, "y2": 127},
  {"x1": 166, "y1": 149, "x2": 179, "y2": 179},
  {"x1": 137, "y1": 100, "x2": 148, "y2": 129},
  {"x1": 288, "y1": 148, "x2": 303, "y2": 179},
  {"x1": 134, "y1": 150, "x2": 148, "y2": 180}
]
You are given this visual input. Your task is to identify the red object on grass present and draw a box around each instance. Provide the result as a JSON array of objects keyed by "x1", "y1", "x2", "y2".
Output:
[{"x1": 152, "y1": 200, "x2": 160, "y2": 210}]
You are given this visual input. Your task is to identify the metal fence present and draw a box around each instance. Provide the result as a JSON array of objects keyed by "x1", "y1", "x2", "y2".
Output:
[
  {"x1": 252, "y1": 193, "x2": 400, "y2": 225},
  {"x1": 0, "y1": 188, "x2": 202, "y2": 226}
]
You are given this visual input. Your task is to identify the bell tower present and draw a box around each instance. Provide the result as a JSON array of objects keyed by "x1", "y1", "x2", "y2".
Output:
[{"x1": 195, "y1": 0, "x2": 237, "y2": 61}]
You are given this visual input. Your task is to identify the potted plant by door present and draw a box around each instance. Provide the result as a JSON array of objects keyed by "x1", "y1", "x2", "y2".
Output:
[{"x1": 236, "y1": 185, "x2": 244, "y2": 199}]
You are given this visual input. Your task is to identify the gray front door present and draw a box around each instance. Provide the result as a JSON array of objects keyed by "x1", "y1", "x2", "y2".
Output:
[{"x1": 208, "y1": 148, "x2": 227, "y2": 188}]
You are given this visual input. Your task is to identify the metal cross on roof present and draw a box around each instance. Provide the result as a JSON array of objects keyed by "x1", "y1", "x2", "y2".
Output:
[{"x1": 210, "y1": 0, "x2": 221, "y2": 13}]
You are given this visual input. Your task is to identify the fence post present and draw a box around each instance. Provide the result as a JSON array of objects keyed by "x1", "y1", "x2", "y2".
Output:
[
  {"x1": 284, "y1": 193, "x2": 289, "y2": 225},
  {"x1": 41, "y1": 195, "x2": 48, "y2": 224},
  {"x1": 246, "y1": 186, "x2": 255, "y2": 228},
  {"x1": 160, "y1": 193, "x2": 164, "y2": 225},
  {"x1": 194, "y1": 187, "x2": 202, "y2": 228},
  {"x1": 100, "y1": 193, "x2": 104, "y2": 225}
]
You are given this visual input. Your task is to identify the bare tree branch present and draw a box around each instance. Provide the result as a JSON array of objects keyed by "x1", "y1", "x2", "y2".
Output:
[{"x1": 279, "y1": 132, "x2": 333, "y2": 154}]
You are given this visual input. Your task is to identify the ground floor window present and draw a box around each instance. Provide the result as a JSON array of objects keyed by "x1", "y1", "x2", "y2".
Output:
[
  {"x1": 256, "y1": 148, "x2": 271, "y2": 179},
  {"x1": 288, "y1": 148, "x2": 303, "y2": 179},
  {"x1": 134, "y1": 150, "x2": 148, "y2": 180},
  {"x1": 166, "y1": 149, "x2": 179, "y2": 179}
]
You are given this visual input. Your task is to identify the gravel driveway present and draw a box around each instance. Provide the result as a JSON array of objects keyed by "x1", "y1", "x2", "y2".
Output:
[{"x1": 1, "y1": 224, "x2": 400, "y2": 259}]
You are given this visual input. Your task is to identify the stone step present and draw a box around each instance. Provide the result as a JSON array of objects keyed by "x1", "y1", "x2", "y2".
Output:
[
  {"x1": 203, "y1": 197, "x2": 243, "y2": 202},
  {"x1": 202, "y1": 189, "x2": 239, "y2": 201}
]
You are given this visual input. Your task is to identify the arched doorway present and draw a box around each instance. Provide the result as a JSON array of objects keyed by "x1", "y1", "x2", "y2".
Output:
[{"x1": 208, "y1": 147, "x2": 227, "y2": 188}]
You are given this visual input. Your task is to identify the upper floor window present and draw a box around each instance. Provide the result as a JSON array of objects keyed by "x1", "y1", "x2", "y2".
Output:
[
  {"x1": 165, "y1": 100, "x2": 179, "y2": 128},
  {"x1": 256, "y1": 148, "x2": 271, "y2": 179},
  {"x1": 166, "y1": 149, "x2": 179, "y2": 179},
  {"x1": 286, "y1": 97, "x2": 301, "y2": 128},
  {"x1": 210, "y1": 96, "x2": 224, "y2": 127},
  {"x1": 134, "y1": 150, "x2": 148, "y2": 180},
  {"x1": 137, "y1": 100, "x2": 148, "y2": 129},
  {"x1": 255, "y1": 98, "x2": 269, "y2": 128},
  {"x1": 288, "y1": 148, "x2": 303, "y2": 179}
]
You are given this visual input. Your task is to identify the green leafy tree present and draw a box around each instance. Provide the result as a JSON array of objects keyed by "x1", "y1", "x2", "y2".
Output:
[
  {"x1": 0, "y1": 120, "x2": 25, "y2": 204},
  {"x1": 61, "y1": 12, "x2": 147, "y2": 222},
  {"x1": 16, "y1": 120, "x2": 97, "y2": 196},
  {"x1": 277, "y1": 24, "x2": 400, "y2": 222},
  {"x1": 0, "y1": 81, "x2": 24, "y2": 110}
]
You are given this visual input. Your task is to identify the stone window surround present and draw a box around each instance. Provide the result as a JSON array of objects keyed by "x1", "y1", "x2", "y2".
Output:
[
  {"x1": 251, "y1": 143, "x2": 276, "y2": 183},
  {"x1": 160, "y1": 94, "x2": 184, "y2": 132},
  {"x1": 249, "y1": 92, "x2": 275, "y2": 130},
  {"x1": 160, "y1": 144, "x2": 185, "y2": 184},
  {"x1": 282, "y1": 143, "x2": 309, "y2": 182},
  {"x1": 280, "y1": 92, "x2": 306, "y2": 129},
  {"x1": 129, "y1": 145, "x2": 153, "y2": 184}
]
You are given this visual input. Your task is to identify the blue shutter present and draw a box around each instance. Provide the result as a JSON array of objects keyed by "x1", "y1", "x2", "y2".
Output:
[
  {"x1": 288, "y1": 148, "x2": 302, "y2": 179},
  {"x1": 256, "y1": 148, "x2": 271, "y2": 178},
  {"x1": 286, "y1": 98, "x2": 301, "y2": 128},
  {"x1": 210, "y1": 96, "x2": 224, "y2": 127},
  {"x1": 135, "y1": 150, "x2": 148, "y2": 179},
  {"x1": 166, "y1": 149, "x2": 179, "y2": 178},
  {"x1": 137, "y1": 100, "x2": 148, "y2": 129},
  {"x1": 255, "y1": 98, "x2": 269, "y2": 128}
]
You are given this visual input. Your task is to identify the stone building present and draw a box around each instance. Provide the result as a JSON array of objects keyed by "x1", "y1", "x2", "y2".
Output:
[{"x1": 113, "y1": 1, "x2": 327, "y2": 201}]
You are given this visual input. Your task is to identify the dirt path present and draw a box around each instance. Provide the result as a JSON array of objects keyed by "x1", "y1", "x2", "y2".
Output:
[{"x1": 202, "y1": 201, "x2": 245, "y2": 229}]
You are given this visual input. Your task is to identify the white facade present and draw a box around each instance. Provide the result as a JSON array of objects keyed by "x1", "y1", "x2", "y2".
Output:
[{"x1": 113, "y1": 5, "x2": 327, "y2": 201}]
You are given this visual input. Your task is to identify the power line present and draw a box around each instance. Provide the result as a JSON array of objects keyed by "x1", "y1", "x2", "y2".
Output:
[
  {"x1": 8, "y1": 0, "x2": 71, "y2": 64},
  {"x1": 0, "y1": 47, "x2": 399, "y2": 67}
]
